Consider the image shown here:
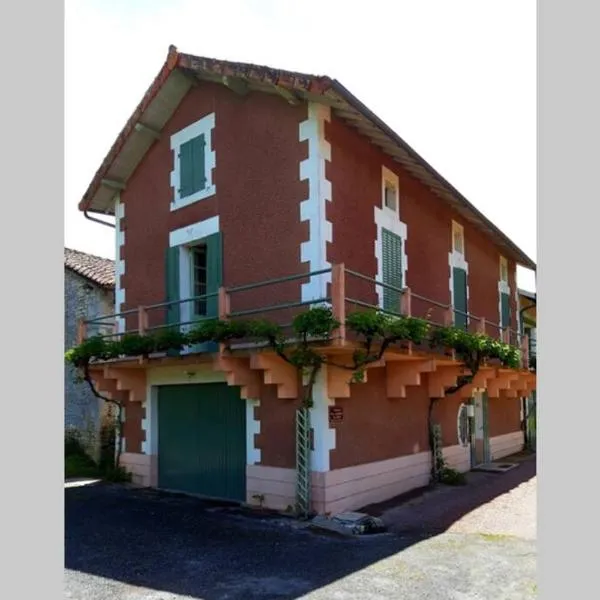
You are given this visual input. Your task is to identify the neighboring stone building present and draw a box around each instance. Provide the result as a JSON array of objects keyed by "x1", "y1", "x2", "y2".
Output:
[{"x1": 64, "y1": 248, "x2": 115, "y2": 454}]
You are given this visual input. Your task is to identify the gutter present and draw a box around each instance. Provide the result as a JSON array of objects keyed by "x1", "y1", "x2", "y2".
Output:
[{"x1": 84, "y1": 210, "x2": 115, "y2": 229}]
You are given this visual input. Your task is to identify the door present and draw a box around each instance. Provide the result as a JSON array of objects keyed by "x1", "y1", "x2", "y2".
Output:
[
  {"x1": 165, "y1": 232, "x2": 222, "y2": 355},
  {"x1": 157, "y1": 383, "x2": 246, "y2": 501},
  {"x1": 471, "y1": 391, "x2": 490, "y2": 466}
]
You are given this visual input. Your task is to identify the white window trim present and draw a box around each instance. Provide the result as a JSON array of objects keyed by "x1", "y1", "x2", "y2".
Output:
[
  {"x1": 449, "y1": 220, "x2": 469, "y2": 324},
  {"x1": 170, "y1": 112, "x2": 216, "y2": 212},
  {"x1": 375, "y1": 166, "x2": 408, "y2": 308}
]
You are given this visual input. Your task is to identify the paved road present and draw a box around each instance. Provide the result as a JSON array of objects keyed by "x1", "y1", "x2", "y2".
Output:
[{"x1": 65, "y1": 465, "x2": 537, "y2": 600}]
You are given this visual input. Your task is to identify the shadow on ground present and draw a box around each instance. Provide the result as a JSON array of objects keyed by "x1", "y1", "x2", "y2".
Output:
[{"x1": 65, "y1": 453, "x2": 536, "y2": 600}]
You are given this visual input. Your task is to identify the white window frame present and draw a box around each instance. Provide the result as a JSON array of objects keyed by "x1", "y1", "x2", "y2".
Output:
[
  {"x1": 375, "y1": 166, "x2": 408, "y2": 309},
  {"x1": 170, "y1": 112, "x2": 216, "y2": 212},
  {"x1": 169, "y1": 216, "x2": 220, "y2": 345}
]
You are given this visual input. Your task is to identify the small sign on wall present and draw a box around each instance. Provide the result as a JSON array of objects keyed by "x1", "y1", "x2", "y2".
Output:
[{"x1": 329, "y1": 406, "x2": 344, "y2": 426}]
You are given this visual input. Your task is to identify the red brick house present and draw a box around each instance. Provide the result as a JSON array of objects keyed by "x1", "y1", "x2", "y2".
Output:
[{"x1": 77, "y1": 46, "x2": 536, "y2": 515}]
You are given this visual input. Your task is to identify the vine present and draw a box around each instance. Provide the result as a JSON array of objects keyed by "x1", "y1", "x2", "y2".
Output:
[{"x1": 66, "y1": 307, "x2": 523, "y2": 486}]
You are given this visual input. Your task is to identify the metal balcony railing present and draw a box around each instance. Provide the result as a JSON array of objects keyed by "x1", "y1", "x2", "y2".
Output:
[{"x1": 77, "y1": 264, "x2": 529, "y2": 369}]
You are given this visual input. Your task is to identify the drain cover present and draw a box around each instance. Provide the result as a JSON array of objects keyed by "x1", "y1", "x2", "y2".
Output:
[{"x1": 472, "y1": 462, "x2": 518, "y2": 473}]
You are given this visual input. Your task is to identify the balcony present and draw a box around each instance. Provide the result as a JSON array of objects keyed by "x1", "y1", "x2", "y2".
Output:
[{"x1": 77, "y1": 264, "x2": 532, "y2": 374}]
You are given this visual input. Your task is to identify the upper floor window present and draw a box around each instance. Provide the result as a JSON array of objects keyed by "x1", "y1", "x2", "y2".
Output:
[
  {"x1": 170, "y1": 113, "x2": 216, "y2": 212},
  {"x1": 384, "y1": 180, "x2": 397, "y2": 211},
  {"x1": 382, "y1": 166, "x2": 400, "y2": 214},
  {"x1": 452, "y1": 221, "x2": 465, "y2": 255},
  {"x1": 499, "y1": 256, "x2": 509, "y2": 283}
]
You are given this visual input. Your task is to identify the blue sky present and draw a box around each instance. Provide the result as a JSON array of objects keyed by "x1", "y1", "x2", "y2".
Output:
[{"x1": 65, "y1": 0, "x2": 536, "y2": 290}]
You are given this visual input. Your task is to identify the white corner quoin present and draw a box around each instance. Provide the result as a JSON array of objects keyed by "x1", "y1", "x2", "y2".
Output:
[{"x1": 170, "y1": 112, "x2": 216, "y2": 211}]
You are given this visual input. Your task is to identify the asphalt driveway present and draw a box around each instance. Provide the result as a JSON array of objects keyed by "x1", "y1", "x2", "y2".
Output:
[{"x1": 65, "y1": 464, "x2": 537, "y2": 600}]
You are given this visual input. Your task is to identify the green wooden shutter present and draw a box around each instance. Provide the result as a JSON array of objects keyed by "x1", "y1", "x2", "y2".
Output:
[
  {"x1": 500, "y1": 292, "x2": 510, "y2": 329},
  {"x1": 165, "y1": 247, "x2": 180, "y2": 356},
  {"x1": 382, "y1": 228, "x2": 403, "y2": 312},
  {"x1": 205, "y1": 232, "x2": 223, "y2": 318},
  {"x1": 453, "y1": 267, "x2": 468, "y2": 329},
  {"x1": 178, "y1": 140, "x2": 194, "y2": 198},
  {"x1": 192, "y1": 134, "x2": 206, "y2": 193},
  {"x1": 165, "y1": 247, "x2": 180, "y2": 327},
  {"x1": 178, "y1": 134, "x2": 206, "y2": 198}
]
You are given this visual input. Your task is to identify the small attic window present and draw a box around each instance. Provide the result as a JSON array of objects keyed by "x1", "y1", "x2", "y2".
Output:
[
  {"x1": 452, "y1": 221, "x2": 465, "y2": 255},
  {"x1": 500, "y1": 256, "x2": 509, "y2": 282},
  {"x1": 384, "y1": 180, "x2": 397, "y2": 211}
]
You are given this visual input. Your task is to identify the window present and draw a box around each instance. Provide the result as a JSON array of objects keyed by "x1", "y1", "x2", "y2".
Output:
[
  {"x1": 384, "y1": 180, "x2": 397, "y2": 211},
  {"x1": 191, "y1": 245, "x2": 208, "y2": 317},
  {"x1": 170, "y1": 113, "x2": 216, "y2": 211},
  {"x1": 452, "y1": 221, "x2": 465, "y2": 255},
  {"x1": 499, "y1": 256, "x2": 508, "y2": 282}
]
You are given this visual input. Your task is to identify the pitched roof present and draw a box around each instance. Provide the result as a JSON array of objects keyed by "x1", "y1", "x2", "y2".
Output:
[
  {"x1": 79, "y1": 45, "x2": 536, "y2": 271},
  {"x1": 64, "y1": 247, "x2": 115, "y2": 289}
]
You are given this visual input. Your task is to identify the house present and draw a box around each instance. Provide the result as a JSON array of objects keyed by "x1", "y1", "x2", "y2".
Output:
[
  {"x1": 74, "y1": 46, "x2": 537, "y2": 515},
  {"x1": 64, "y1": 248, "x2": 115, "y2": 456},
  {"x1": 518, "y1": 288, "x2": 537, "y2": 450}
]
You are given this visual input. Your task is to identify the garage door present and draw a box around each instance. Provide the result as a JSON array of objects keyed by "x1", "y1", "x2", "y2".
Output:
[{"x1": 157, "y1": 383, "x2": 246, "y2": 502}]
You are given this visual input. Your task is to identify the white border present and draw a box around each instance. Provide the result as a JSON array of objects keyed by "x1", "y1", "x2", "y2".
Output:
[
  {"x1": 170, "y1": 112, "x2": 216, "y2": 211},
  {"x1": 169, "y1": 215, "x2": 220, "y2": 248},
  {"x1": 246, "y1": 399, "x2": 261, "y2": 465},
  {"x1": 299, "y1": 103, "x2": 332, "y2": 302},
  {"x1": 114, "y1": 194, "x2": 126, "y2": 333},
  {"x1": 169, "y1": 215, "x2": 220, "y2": 334},
  {"x1": 309, "y1": 366, "x2": 336, "y2": 472},
  {"x1": 374, "y1": 165, "x2": 408, "y2": 308}
]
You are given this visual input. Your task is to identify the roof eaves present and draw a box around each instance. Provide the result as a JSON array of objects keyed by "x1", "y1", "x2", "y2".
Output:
[
  {"x1": 329, "y1": 79, "x2": 537, "y2": 271},
  {"x1": 78, "y1": 45, "x2": 181, "y2": 214}
]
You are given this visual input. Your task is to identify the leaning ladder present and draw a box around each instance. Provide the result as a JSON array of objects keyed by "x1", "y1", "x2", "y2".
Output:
[{"x1": 295, "y1": 406, "x2": 311, "y2": 518}]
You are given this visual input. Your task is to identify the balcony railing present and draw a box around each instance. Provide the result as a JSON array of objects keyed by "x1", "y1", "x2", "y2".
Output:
[{"x1": 78, "y1": 264, "x2": 529, "y2": 369}]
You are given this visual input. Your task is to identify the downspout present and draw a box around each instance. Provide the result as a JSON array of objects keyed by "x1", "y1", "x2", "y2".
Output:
[{"x1": 84, "y1": 210, "x2": 116, "y2": 229}]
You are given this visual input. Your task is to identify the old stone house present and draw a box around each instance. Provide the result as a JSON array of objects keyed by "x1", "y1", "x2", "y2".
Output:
[{"x1": 64, "y1": 248, "x2": 115, "y2": 455}]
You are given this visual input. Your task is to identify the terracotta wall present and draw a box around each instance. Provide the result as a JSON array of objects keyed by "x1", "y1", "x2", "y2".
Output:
[
  {"x1": 254, "y1": 383, "x2": 299, "y2": 469},
  {"x1": 330, "y1": 368, "x2": 431, "y2": 470},
  {"x1": 488, "y1": 393, "x2": 522, "y2": 438},
  {"x1": 120, "y1": 83, "x2": 308, "y2": 328},
  {"x1": 325, "y1": 113, "x2": 518, "y2": 329},
  {"x1": 122, "y1": 396, "x2": 145, "y2": 454}
]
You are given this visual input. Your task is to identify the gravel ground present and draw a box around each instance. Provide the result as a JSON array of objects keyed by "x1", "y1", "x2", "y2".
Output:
[
  {"x1": 373, "y1": 453, "x2": 537, "y2": 540},
  {"x1": 65, "y1": 462, "x2": 537, "y2": 600}
]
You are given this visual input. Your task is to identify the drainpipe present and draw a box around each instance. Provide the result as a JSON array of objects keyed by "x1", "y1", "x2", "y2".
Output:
[{"x1": 84, "y1": 210, "x2": 115, "y2": 229}]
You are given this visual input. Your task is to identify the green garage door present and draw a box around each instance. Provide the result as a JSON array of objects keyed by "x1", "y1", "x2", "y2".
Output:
[{"x1": 157, "y1": 383, "x2": 246, "y2": 502}]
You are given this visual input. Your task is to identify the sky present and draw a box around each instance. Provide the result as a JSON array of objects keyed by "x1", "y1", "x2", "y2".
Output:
[{"x1": 65, "y1": 0, "x2": 536, "y2": 291}]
